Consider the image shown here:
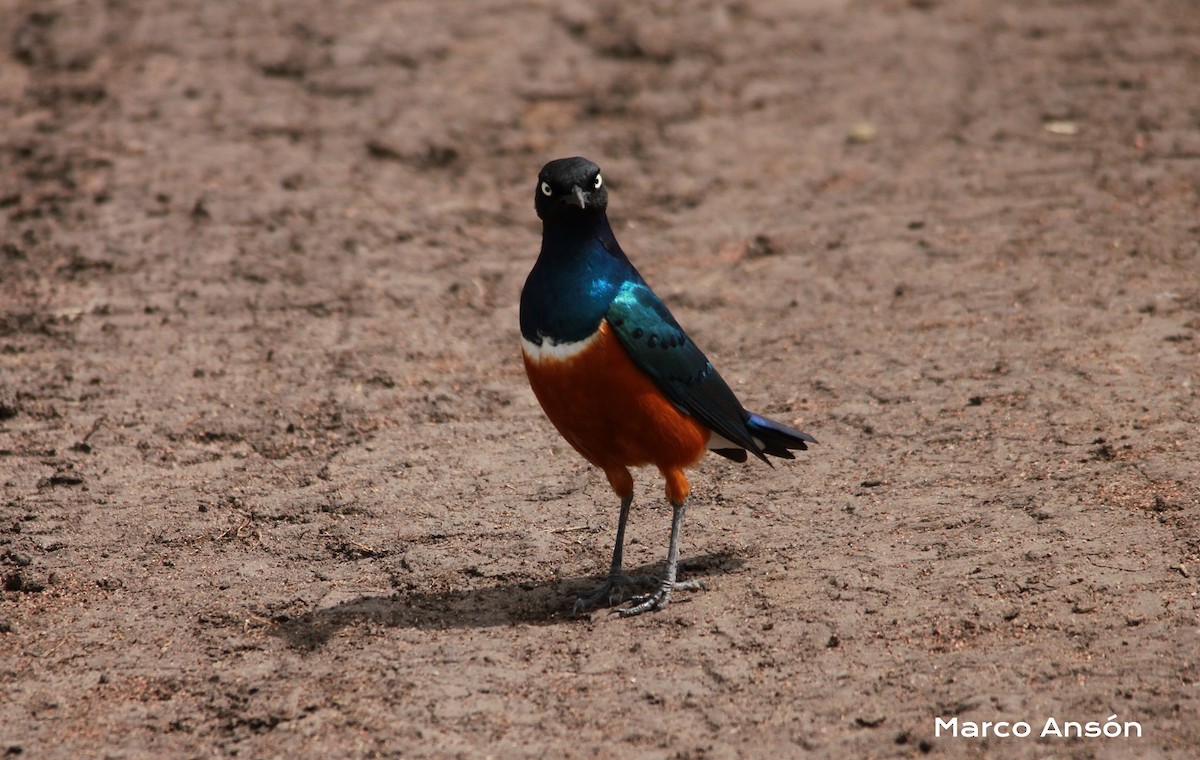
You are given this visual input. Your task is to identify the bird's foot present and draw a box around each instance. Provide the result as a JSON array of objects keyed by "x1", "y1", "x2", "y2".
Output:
[
  {"x1": 571, "y1": 573, "x2": 659, "y2": 615},
  {"x1": 617, "y1": 577, "x2": 706, "y2": 618}
]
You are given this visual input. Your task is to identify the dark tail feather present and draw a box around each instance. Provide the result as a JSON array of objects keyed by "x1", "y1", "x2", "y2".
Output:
[
  {"x1": 710, "y1": 413, "x2": 817, "y2": 464},
  {"x1": 746, "y1": 413, "x2": 817, "y2": 460}
]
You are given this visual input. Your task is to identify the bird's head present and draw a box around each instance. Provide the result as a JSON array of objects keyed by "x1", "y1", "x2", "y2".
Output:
[{"x1": 535, "y1": 156, "x2": 608, "y2": 221}]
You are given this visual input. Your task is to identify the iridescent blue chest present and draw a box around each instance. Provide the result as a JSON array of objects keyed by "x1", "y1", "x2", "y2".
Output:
[{"x1": 520, "y1": 220, "x2": 639, "y2": 345}]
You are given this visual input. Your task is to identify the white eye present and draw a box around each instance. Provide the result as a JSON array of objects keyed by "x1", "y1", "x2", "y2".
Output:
[
  {"x1": 540, "y1": 181, "x2": 552, "y2": 196},
  {"x1": 593, "y1": 173, "x2": 603, "y2": 189}
]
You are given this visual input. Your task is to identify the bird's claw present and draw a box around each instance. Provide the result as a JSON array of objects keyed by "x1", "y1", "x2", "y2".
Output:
[
  {"x1": 615, "y1": 578, "x2": 706, "y2": 618},
  {"x1": 571, "y1": 573, "x2": 659, "y2": 615}
]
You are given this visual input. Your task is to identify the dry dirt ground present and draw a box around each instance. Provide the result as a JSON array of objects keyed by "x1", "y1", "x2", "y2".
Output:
[{"x1": 2, "y1": 1, "x2": 1198, "y2": 758}]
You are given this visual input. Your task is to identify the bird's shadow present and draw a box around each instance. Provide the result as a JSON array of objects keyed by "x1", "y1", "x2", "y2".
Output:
[{"x1": 271, "y1": 552, "x2": 743, "y2": 650}]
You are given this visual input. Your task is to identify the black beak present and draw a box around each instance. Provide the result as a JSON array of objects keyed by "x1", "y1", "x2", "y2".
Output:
[{"x1": 563, "y1": 185, "x2": 587, "y2": 209}]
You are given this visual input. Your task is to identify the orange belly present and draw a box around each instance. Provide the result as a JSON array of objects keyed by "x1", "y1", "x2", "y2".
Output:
[{"x1": 523, "y1": 319, "x2": 709, "y2": 505}]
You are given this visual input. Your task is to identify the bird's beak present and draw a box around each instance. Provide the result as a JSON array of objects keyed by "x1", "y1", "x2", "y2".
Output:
[{"x1": 565, "y1": 185, "x2": 587, "y2": 209}]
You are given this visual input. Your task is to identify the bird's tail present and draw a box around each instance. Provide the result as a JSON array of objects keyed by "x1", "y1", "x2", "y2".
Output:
[
  {"x1": 747, "y1": 413, "x2": 817, "y2": 460},
  {"x1": 709, "y1": 413, "x2": 817, "y2": 463}
]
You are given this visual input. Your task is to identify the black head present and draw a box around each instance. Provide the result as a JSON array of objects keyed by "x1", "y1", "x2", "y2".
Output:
[{"x1": 535, "y1": 156, "x2": 608, "y2": 221}]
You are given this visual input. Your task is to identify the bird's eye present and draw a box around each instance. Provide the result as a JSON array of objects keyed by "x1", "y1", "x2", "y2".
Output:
[
  {"x1": 540, "y1": 181, "x2": 552, "y2": 196},
  {"x1": 593, "y1": 173, "x2": 603, "y2": 189}
]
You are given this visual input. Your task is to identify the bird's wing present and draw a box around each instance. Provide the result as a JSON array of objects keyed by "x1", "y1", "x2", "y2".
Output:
[{"x1": 606, "y1": 281, "x2": 768, "y2": 462}]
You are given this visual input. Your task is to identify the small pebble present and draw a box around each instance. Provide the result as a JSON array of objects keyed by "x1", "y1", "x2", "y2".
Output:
[{"x1": 847, "y1": 121, "x2": 877, "y2": 143}]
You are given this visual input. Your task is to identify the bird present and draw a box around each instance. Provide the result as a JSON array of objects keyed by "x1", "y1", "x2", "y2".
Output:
[{"x1": 520, "y1": 156, "x2": 816, "y2": 617}]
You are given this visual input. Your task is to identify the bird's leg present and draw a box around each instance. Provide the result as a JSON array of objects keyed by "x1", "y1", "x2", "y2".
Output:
[
  {"x1": 619, "y1": 499, "x2": 705, "y2": 617},
  {"x1": 571, "y1": 493, "x2": 657, "y2": 614}
]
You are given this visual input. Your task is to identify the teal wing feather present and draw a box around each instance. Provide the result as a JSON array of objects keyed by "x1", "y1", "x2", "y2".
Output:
[{"x1": 605, "y1": 281, "x2": 769, "y2": 462}]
